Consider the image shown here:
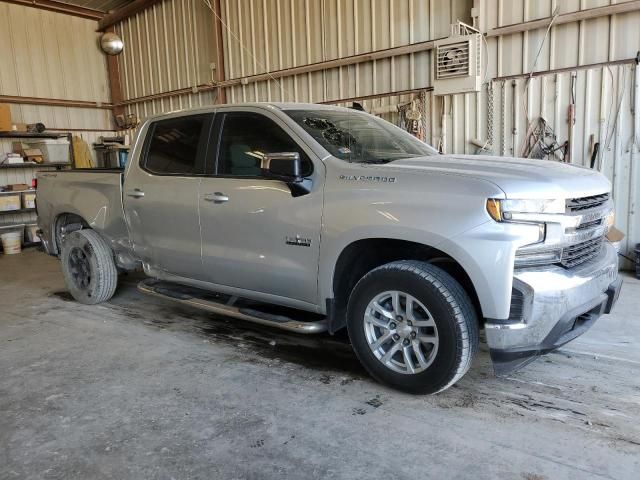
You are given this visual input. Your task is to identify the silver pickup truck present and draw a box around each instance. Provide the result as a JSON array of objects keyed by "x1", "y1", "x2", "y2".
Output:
[{"x1": 37, "y1": 103, "x2": 622, "y2": 394}]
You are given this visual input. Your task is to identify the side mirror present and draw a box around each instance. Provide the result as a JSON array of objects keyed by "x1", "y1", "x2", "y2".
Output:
[{"x1": 262, "y1": 152, "x2": 303, "y2": 182}]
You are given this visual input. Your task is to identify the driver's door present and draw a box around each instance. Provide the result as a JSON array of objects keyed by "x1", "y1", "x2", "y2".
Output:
[{"x1": 198, "y1": 110, "x2": 323, "y2": 305}]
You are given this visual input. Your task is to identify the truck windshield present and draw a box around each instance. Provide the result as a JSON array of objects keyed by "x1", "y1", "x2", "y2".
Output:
[{"x1": 285, "y1": 109, "x2": 437, "y2": 164}]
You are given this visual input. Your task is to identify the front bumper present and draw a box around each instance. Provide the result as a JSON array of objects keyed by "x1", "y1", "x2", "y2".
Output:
[{"x1": 486, "y1": 243, "x2": 622, "y2": 374}]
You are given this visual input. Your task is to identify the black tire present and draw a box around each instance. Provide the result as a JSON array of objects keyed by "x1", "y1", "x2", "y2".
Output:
[
  {"x1": 60, "y1": 229, "x2": 118, "y2": 304},
  {"x1": 347, "y1": 260, "x2": 479, "y2": 394}
]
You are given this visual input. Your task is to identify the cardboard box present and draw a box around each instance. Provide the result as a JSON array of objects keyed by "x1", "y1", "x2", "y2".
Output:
[
  {"x1": 12, "y1": 142, "x2": 27, "y2": 156},
  {"x1": 0, "y1": 195, "x2": 20, "y2": 211},
  {"x1": 22, "y1": 192, "x2": 36, "y2": 209},
  {"x1": 0, "y1": 104, "x2": 11, "y2": 132},
  {"x1": 606, "y1": 226, "x2": 624, "y2": 242},
  {"x1": 23, "y1": 148, "x2": 43, "y2": 164},
  {"x1": 8, "y1": 184, "x2": 29, "y2": 191}
]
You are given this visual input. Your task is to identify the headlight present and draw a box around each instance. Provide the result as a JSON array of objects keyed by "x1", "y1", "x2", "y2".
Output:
[{"x1": 486, "y1": 198, "x2": 565, "y2": 222}]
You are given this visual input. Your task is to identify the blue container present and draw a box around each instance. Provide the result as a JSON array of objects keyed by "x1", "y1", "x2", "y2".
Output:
[{"x1": 117, "y1": 149, "x2": 128, "y2": 168}]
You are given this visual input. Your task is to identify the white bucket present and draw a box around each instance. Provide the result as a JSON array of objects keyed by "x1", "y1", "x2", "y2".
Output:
[{"x1": 1, "y1": 231, "x2": 22, "y2": 255}]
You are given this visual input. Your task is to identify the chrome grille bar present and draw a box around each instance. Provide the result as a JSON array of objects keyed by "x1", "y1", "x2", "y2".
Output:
[
  {"x1": 560, "y1": 237, "x2": 604, "y2": 268},
  {"x1": 566, "y1": 193, "x2": 610, "y2": 212}
]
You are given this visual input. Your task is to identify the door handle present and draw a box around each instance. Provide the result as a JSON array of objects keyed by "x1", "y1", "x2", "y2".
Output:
[
  {"x1": 203, "y1": 192, "x2": 229, "y2": 204},
  {"x1": 126, "y1": 189, "x2": 145, "y2": 198}
]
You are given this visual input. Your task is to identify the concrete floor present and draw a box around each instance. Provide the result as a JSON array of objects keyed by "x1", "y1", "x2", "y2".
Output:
[{"x1": 1, "y1": 250, "x2": 639, "y2": 480}]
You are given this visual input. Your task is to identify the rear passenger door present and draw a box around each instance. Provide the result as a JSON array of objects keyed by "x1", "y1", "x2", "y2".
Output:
[
  {"x1": 198, "y1": 109, "x2": 324, "y2": 306},
  {"x1": 124, "y1": 113, "x2": 213, "y2": 277}
]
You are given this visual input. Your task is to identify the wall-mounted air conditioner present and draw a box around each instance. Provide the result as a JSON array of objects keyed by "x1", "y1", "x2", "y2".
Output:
[{"x1": 433, "y1": 22, "x2": 482, "y2": 96}]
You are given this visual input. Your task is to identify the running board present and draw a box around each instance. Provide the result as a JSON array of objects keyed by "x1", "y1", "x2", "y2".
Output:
[{"x1": 137, "y1": 279, "x2": 328, "y2": 334}]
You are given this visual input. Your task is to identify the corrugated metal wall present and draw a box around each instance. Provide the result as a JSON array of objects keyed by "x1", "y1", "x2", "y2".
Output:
[
  {"x1": 114, "y1": 0, "x2": 640, "y2": 265},
  {"x1": 0, "y1": 3, "x2": 112, "y2": 229},
  {"x1": 221, "y1": 0, "x2": 470, "y2": 103},
  {"x1": 475, "y1": 0, "x2": 640, "y2": 265},
  {"x1": 114, "y1": 0, "x2": 219, "y2": 118},
  {"x1": 0, "y1": 3, "x2": 111, "y2": 130}
]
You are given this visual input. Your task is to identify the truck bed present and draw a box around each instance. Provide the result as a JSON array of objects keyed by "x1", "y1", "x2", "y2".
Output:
[{"x1": 37, "y1": 169, "x2": 128, "y2": 255}]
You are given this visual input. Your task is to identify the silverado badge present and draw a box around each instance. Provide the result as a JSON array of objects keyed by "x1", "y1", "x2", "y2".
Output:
[
  {"x1": 339, "y1": 174, "x2": 396, "y2": 183},
  {"x1": 285, "y1": 235, "x2": 312, "y2": 247}
]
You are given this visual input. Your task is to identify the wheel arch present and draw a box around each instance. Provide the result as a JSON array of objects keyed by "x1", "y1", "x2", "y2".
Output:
[
  {"x1": 326, "y1": 238, "x2": 483, "y2": 334},
  {"x1": 51, "y1": 212, "x2": 92, "y2": 255}
]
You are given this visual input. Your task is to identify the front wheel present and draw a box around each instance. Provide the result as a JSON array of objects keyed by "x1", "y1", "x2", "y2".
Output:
[
  {"x1": 60, "y1": 229, "x2": 118, "y2": 304},
  {"x1": 347, "y1": 260, "x2": 479, "y2": 394}
]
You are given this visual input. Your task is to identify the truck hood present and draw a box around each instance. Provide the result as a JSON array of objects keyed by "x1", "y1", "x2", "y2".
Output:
[{"x1": 387, "y1": 154, "x2": 611, "y2": 199}]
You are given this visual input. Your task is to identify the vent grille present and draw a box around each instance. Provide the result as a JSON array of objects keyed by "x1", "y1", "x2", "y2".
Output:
[
  {"x1": 436, "y1": 41, "x2": 470, "y2": 79},
  {"x1": 575, "y1": 218, "x2": 603, "y2": 231},
  {"x1": 567, "y1": 193, "x2": 610, "y2": 212},
  {"x1": 560, "y1": 237, "x2": 604, "y2": 269},
  {"x1": 508, "y1": 288, "x2": 525, "y2": 321}
]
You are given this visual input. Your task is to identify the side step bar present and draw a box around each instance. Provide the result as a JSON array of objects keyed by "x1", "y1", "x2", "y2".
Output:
[{"x1": 137, "y1": 279, "x2": 328, "y2": 334}]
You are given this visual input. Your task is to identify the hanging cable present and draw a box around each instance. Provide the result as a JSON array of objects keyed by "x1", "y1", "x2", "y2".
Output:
[
  {"x1": 200, "y1": 0, "x2": 293, "y2": 100},
  {"x1": 521, "y1": 6, "x2": 560, "y2": 136}
]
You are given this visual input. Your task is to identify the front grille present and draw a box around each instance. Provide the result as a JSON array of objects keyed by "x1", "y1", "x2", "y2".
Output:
[
  {"x1": 566, "y1": 193, "x2": 609, "y2": 212},
  {"x1": 560, "y1": 237, "x2": 604, "y2": 268},
  {"x1": 575, "y1": 218, "x2": 603, "y2": 230}
]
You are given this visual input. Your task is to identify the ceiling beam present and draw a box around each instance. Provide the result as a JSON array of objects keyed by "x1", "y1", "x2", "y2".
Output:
[
  {"x1": 97, "y1": 0, "x2": 163, "y2": 31},
  {"x1": 2, "y1": 0, "x2": 103, "y2": 20}
]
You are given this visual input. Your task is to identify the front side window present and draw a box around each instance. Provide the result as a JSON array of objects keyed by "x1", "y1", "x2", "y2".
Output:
[
  {"x1": 285, "y1": 109, "x2": 437, "y2": 164},
  {"x1": 217, "y1": 113, "x2": 312, "y2": 177},
  {"x1": 144, "y1": 115, "x2": 208, "y2": 174}
]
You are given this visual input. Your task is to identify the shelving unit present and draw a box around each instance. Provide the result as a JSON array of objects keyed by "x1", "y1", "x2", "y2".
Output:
[
  {"x1": 0, "y1": 207, "x2": 35, "y2": 215},
  {"x1": 0, "y1": 132, "x2": 73, "y2": 252},
  {"x1": 0, "y1": 188, "x2": 36, "y2": 194},
  {"x1": 0, "y1": 131, "x2": 75, "y2": 166},
  {"x1": 0, "y1": 189, "x2": 37, "y2": 225},
  {"x1": 0, "y1": 162, "x2": 70, "y2": 169}
]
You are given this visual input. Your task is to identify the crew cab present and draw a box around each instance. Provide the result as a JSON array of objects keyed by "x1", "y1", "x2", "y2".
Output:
[{"x1": 36, "y1": 103, "x2": 622, "y2": 393}]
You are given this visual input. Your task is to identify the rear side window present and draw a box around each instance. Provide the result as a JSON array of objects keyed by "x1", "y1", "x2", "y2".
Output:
[{"x1": 144, "y1": 115, "x2": 209, "y2": 175}]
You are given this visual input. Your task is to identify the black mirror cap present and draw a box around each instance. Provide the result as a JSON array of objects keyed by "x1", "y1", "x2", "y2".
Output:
[{"x1": 262, "y1": 152, "x2": 303, "y2": 182}]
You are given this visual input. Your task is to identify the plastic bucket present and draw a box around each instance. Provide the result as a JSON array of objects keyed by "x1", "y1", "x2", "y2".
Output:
[
  {"x1": 635, "y1": 243, "x2": 640, "y2": 279},
  {"x1": 1, "y1": 231, "x2": 22, "y2": 255}
]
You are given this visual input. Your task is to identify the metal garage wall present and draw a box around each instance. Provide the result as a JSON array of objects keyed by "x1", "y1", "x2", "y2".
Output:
[
  {"x1": 0, "y1": 3, "x2": 112, "y2": 130},
  {"x1": 474, "y1": 0, "x2": 640, "y2": 265},
  {"x1": 221, "y1": 0, "x2": 471, "y2": 103},
  {"x1": 114, "y1": 0, "x2": 219, "y2": 118},
  {"x1": 0, "y1": 3, "x2": 113, "y2": 228}
]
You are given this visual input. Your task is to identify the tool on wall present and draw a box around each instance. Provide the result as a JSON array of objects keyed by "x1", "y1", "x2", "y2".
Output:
[
  {"x1": 115, "y1": 113, "x2": 139, "y2": 130},
  {"x1": 521, "y1": 117, "x2": 566, "y2": 161},
  {"x1": 566, "y1": 72, "x2": 577, "y2": 163}
]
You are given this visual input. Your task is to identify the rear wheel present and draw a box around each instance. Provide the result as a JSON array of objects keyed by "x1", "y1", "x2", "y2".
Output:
[
  {"x1": 60, "y1": 229, "x2": 118, "y2": 304},
  {"x1": 347, "y1": 260, "x2": 478, "y2": 394}
]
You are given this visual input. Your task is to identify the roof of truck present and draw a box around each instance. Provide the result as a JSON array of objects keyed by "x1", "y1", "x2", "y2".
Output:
[{"x1": 143, "y1": 102, "x2": 353, "y2": 121}]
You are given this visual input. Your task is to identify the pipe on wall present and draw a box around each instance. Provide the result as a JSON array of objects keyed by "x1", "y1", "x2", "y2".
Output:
[{"x1": 0, "y1": 95, "x2": 113, "y2": 110}]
